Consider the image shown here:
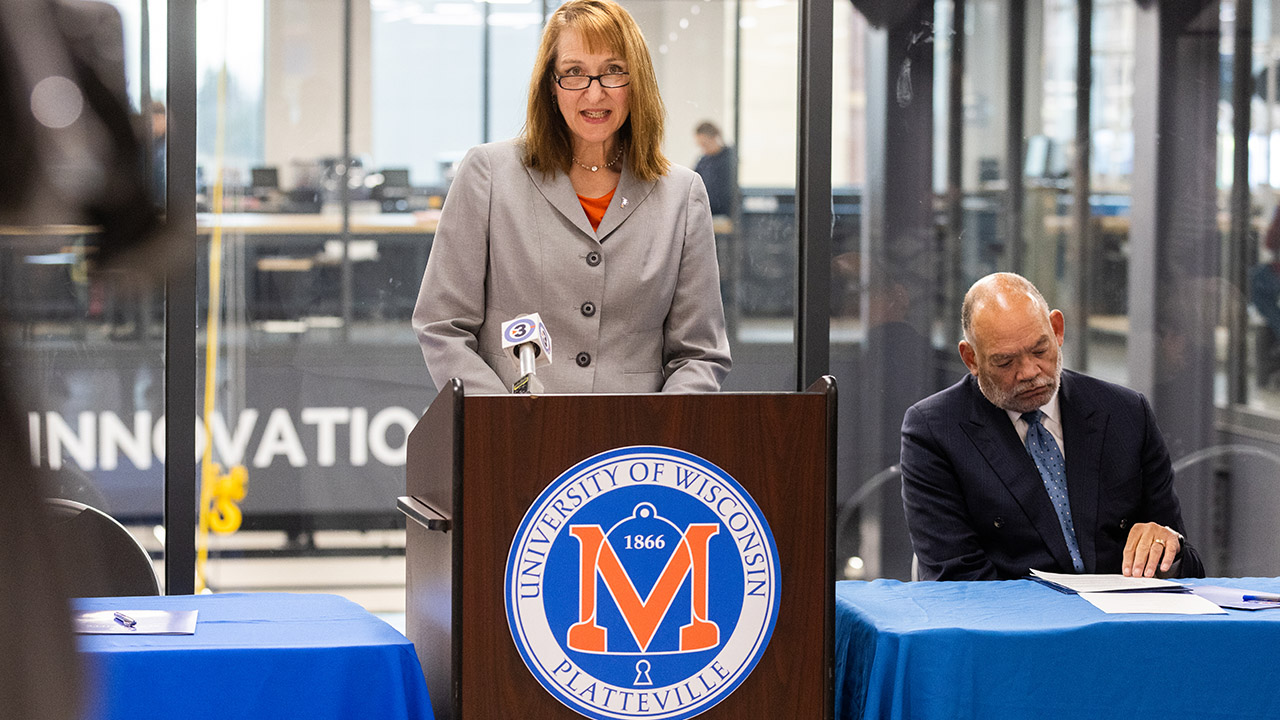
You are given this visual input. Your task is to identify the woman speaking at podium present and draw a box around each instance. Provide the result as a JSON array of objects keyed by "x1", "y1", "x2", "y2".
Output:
[{"x1": 412, "y1": 0, "x2": 730, "y2": 395}]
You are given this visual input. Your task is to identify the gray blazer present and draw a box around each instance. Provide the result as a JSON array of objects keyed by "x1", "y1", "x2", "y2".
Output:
[{"x1": 412, "y1": 140, "x2": 731, "y2": 394}]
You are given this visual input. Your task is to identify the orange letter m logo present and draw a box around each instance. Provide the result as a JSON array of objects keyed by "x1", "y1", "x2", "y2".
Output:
[{"x1": 566, "y1": 523, "x2": 720, "y2": 654}]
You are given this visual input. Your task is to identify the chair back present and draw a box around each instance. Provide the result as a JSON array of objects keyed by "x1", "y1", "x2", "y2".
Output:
[{"x1": 45, "y1": 498, "x2": 161, "y2": 597}]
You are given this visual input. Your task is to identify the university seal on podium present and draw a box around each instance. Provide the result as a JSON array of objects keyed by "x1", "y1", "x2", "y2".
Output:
[{"x1": 505, "y1": 446, "x2": 781, "y2": 720}]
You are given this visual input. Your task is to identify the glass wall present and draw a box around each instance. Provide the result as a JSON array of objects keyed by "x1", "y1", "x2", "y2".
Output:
[
  {"x1": 1237, "y1": 0, "x2": 1280, "y2": 411},
  {"x1": 19, "y1": 0, "x2": 1280, "y2": 602},
  {"x1": 186, "y1": 0, "x2": 800, "y2": 610},
  {"x1": 836, "y1": 0, "x2": 1280, "y2": 580},
  {"x1": 196, "y1": 0, "x2": 429, "y2": 606},
  {"x1": 1218, "y1": 0, "x2": 1280, "y2": 576}
]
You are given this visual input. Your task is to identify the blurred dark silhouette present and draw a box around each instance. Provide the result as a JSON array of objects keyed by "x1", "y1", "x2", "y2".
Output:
[
  {"x1": 0, "y1": 0, "x2": 162, "y2": 268},
  {"x1": 0, "y1": 367, "x2": 82, "y2": 720},
  {"x1": 0, "y1": 1, "x2": 167, "y2": 718},
  {"x1": 1251, "y1": 206, "x2": 1280, "y2": 388},
  {"x1": 148, "y1": 100, "x2": 168, "y2": 206}
]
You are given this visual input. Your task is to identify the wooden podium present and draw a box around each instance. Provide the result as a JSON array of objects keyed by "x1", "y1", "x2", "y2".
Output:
[{"x1": 399, "y1": 378, "x2": 835, "y2": 720}]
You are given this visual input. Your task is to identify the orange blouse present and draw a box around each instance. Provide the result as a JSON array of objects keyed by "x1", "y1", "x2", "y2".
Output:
[{"x1": 577, "y1": 189, "x2": 616, "y2": 231}]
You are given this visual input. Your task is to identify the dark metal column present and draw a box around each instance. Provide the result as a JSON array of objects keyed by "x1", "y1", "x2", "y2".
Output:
[
  {"x1": 1227, "y1": 0, "x2": 1252, "y2": 405},
  {"x1": 482, "y1": 1, "x2": 491, "y2": 144},
  {"x1": 1004, "y1": 0, "x2": 1027, "y2": 275},
  {"x1": 339, "y1": 0, "x2": 354, "y2": 337},
  {"x1": 855, "y1": 1, "x2": 937, "y2": 581},
  {"x1": 1129, "y1": 0, "x2": 1220, "y2": 562},
  {"x1": 728, "y1": 0, "x2": 744, "y2": 342},
  {"x1": 943, "y1": 0, "x2": 966, "y2": 350},
  {"x1": 796, "y1": 0, "x2": 833, "y2": 390},
  {"x1": 1066, "y1": 0, "x2": 1091, "y2": 370},
  {"x1": 140, "y1": 0, "x2": 154, "y2": 187},
  {"x1": 165, "y1": 0, "x2": 198, "y2": 596}
]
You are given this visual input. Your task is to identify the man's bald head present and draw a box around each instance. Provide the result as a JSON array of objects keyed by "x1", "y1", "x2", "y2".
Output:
[
  {"x1": 958, "y1": 272, "x2": 1065, "y2": 413},
  {"x1": 961, "y1": 272, "x2": 1052, "y2": 345}
]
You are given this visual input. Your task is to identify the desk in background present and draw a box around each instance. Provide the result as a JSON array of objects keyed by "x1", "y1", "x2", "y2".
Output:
[
  {"x1": 195, "y1": 212, "x2": 440, "y2": 328},
  {"x1": 836, "y1": 578, "x2": 1280, "y2": 720},
  {"x1": 76, "y1": 593, "x2": 433, "y2": 720},
  {"x1": 196, "y1": 211, "x2": 440, "y2": 236}
]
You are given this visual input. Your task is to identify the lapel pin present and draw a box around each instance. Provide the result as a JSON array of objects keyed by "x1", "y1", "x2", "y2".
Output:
[{"x1": 621, "y1": 197, "x2": 629, "y2": 208}]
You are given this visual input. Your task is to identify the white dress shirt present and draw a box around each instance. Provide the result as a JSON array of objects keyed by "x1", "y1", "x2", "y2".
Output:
[{"x1": 1007, "y1": 388, "x2": 1065, "y2": 455}]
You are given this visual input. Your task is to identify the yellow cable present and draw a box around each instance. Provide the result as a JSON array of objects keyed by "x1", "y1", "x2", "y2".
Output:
[{"x1": 196, "y1": 52, "x2": 230, "y2": 593}]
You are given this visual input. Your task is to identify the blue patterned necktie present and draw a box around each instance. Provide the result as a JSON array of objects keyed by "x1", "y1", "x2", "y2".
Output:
[{"x1": 1021, "y1": 410, "x2": 1084, "y2": 573}]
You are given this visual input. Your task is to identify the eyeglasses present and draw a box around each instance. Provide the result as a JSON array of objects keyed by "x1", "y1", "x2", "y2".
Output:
[{"x1": 553, "y1": 72, "x2": 631, "y2": 90}]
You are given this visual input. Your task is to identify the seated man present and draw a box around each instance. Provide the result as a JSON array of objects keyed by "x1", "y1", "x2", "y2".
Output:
[{"x1": 900, "y1": 272, "x2": 1205, "y2": 581}]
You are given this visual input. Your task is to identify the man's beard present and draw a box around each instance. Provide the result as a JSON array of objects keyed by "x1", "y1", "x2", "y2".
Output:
[{"x1": 977, "y1": 352, "x2": 1063, "y2": 413}]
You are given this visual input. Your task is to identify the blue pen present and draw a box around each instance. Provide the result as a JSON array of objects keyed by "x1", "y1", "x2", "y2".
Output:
[
  {"x1": 114, "y1": 612, "x2": 138, "y2": 628},
  {"x1": 1242, "y1": 594, "x2": 1280, "y2": 603}
]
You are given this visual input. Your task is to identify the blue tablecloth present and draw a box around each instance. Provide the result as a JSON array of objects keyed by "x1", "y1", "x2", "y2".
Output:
[
  {"x1": 75, "y1": 593, "x2": 434, "y2": 720},
  {"x1": 836, "y1": 578, "x2": 1280, "y2": 720}
]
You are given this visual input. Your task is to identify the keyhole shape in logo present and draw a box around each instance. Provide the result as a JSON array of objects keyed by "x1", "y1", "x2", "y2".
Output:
[{"x1": 634, "y1": 660, "x2": 653, "y2": 686}]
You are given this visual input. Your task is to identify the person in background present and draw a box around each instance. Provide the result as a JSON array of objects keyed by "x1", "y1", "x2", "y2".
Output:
[
  {"x1": 693, "y1": 121, "x2": 736, "y2": 217},
  {"x1": 413, "y1": 0, "x2": 730, "y2": 395},
  {"x1": 900, "y1": 272, "x2": 1205, "y2": 581},
  {"x1": 148, "y1": 100, "x2": 167, "y2": 206},
  {"x1": 1250, "y1": 205, "x2": 1280, "y2": 387}
]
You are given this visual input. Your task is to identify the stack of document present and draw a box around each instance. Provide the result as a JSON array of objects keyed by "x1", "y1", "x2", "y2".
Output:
[
  {"x1": 1030, "y1": 569, "x2": 1185, "y2": 594},
  {"x1": 1029, "y1": 569, "x2": 1225, "y2": 614}
]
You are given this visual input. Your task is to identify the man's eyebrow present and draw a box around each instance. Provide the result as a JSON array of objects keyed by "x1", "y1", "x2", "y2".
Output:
[{"x1": 989, "y1": 336, "x2": 1051, "y2": 363}]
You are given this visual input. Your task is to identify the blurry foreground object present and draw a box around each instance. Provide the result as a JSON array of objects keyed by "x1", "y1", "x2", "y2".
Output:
[
  {"x1": 0, "y1": 1, "x2": 169, "y2": 719},
  {"x1": 0, "y1": 0, "x2": 164, "y2": 269},
  {"x1": 0, "y1": 370, "x2": 83, "y2": 720}
]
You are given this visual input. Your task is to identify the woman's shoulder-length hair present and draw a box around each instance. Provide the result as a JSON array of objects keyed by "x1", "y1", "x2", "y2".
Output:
[{"x1": 521, "y1": 0, "x2": 669, "y2": 182}]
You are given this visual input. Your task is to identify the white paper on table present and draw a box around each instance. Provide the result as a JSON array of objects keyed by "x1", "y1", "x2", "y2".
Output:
[
  {"x1": 1029, "y1": 569, "x2": 1184, "y2": 593},
  {"x1": 74, "y1": 609, "x2": 198, "y2": 634},
  {"x1": 1078, "y1": 591, "x2": 1226, "y2": 614},
  {"x1": 1188, "y1": 585, "x2": 1280, "y2": 610}
]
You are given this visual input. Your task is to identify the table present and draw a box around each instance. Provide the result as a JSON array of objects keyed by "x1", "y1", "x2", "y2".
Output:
[
  {"x1": 836, "y1": 578, "x2": 1280, "y2": 720},
  {"x1": 75, "y1": 593, "x2": 434, "y2": 720},
  {"x1": 196, "y1": 211, "x2": 440, "y2": 235}
]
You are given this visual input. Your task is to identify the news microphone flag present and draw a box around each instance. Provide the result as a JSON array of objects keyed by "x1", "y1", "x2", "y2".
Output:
[{"x1": 501, "y1": 313, "x2": 553, "y2": 369}]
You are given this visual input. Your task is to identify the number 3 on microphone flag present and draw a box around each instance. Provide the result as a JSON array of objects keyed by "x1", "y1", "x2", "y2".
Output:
[{"x1": 501, "y1": 313, "x2": 554, "y2": 367}]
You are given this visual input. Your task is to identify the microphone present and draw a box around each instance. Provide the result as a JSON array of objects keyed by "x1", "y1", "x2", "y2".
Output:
[{"x1": 500, "y1": 313, "x2": 553, "y2": 394}]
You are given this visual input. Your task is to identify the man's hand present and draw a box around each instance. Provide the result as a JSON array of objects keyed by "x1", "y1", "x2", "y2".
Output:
[{"x1": 1122, "y1": 523, "x2": 1181, "y2": 577}]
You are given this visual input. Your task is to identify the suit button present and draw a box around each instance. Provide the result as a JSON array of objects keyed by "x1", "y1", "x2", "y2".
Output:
[
  {"x1": 586, "y1": 251, "x2": 601, "y2": 267},
  {"x1": 581, "y1": 301, "x2": 596, "y2": 317},
  {"x1": 1119, "y1": 518, "x2": 1130, "y2": 530},
  {"x1": 993, "y1": 517, "x2": 1004, "y2": 529},
  {"x1": 576, "y1": 351, "x2": 591, "y2": 367}
]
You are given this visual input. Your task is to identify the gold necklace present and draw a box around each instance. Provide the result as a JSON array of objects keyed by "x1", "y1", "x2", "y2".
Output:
[{"x1": 572, "y1": 145, "x2": 624, "y2": 173}]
